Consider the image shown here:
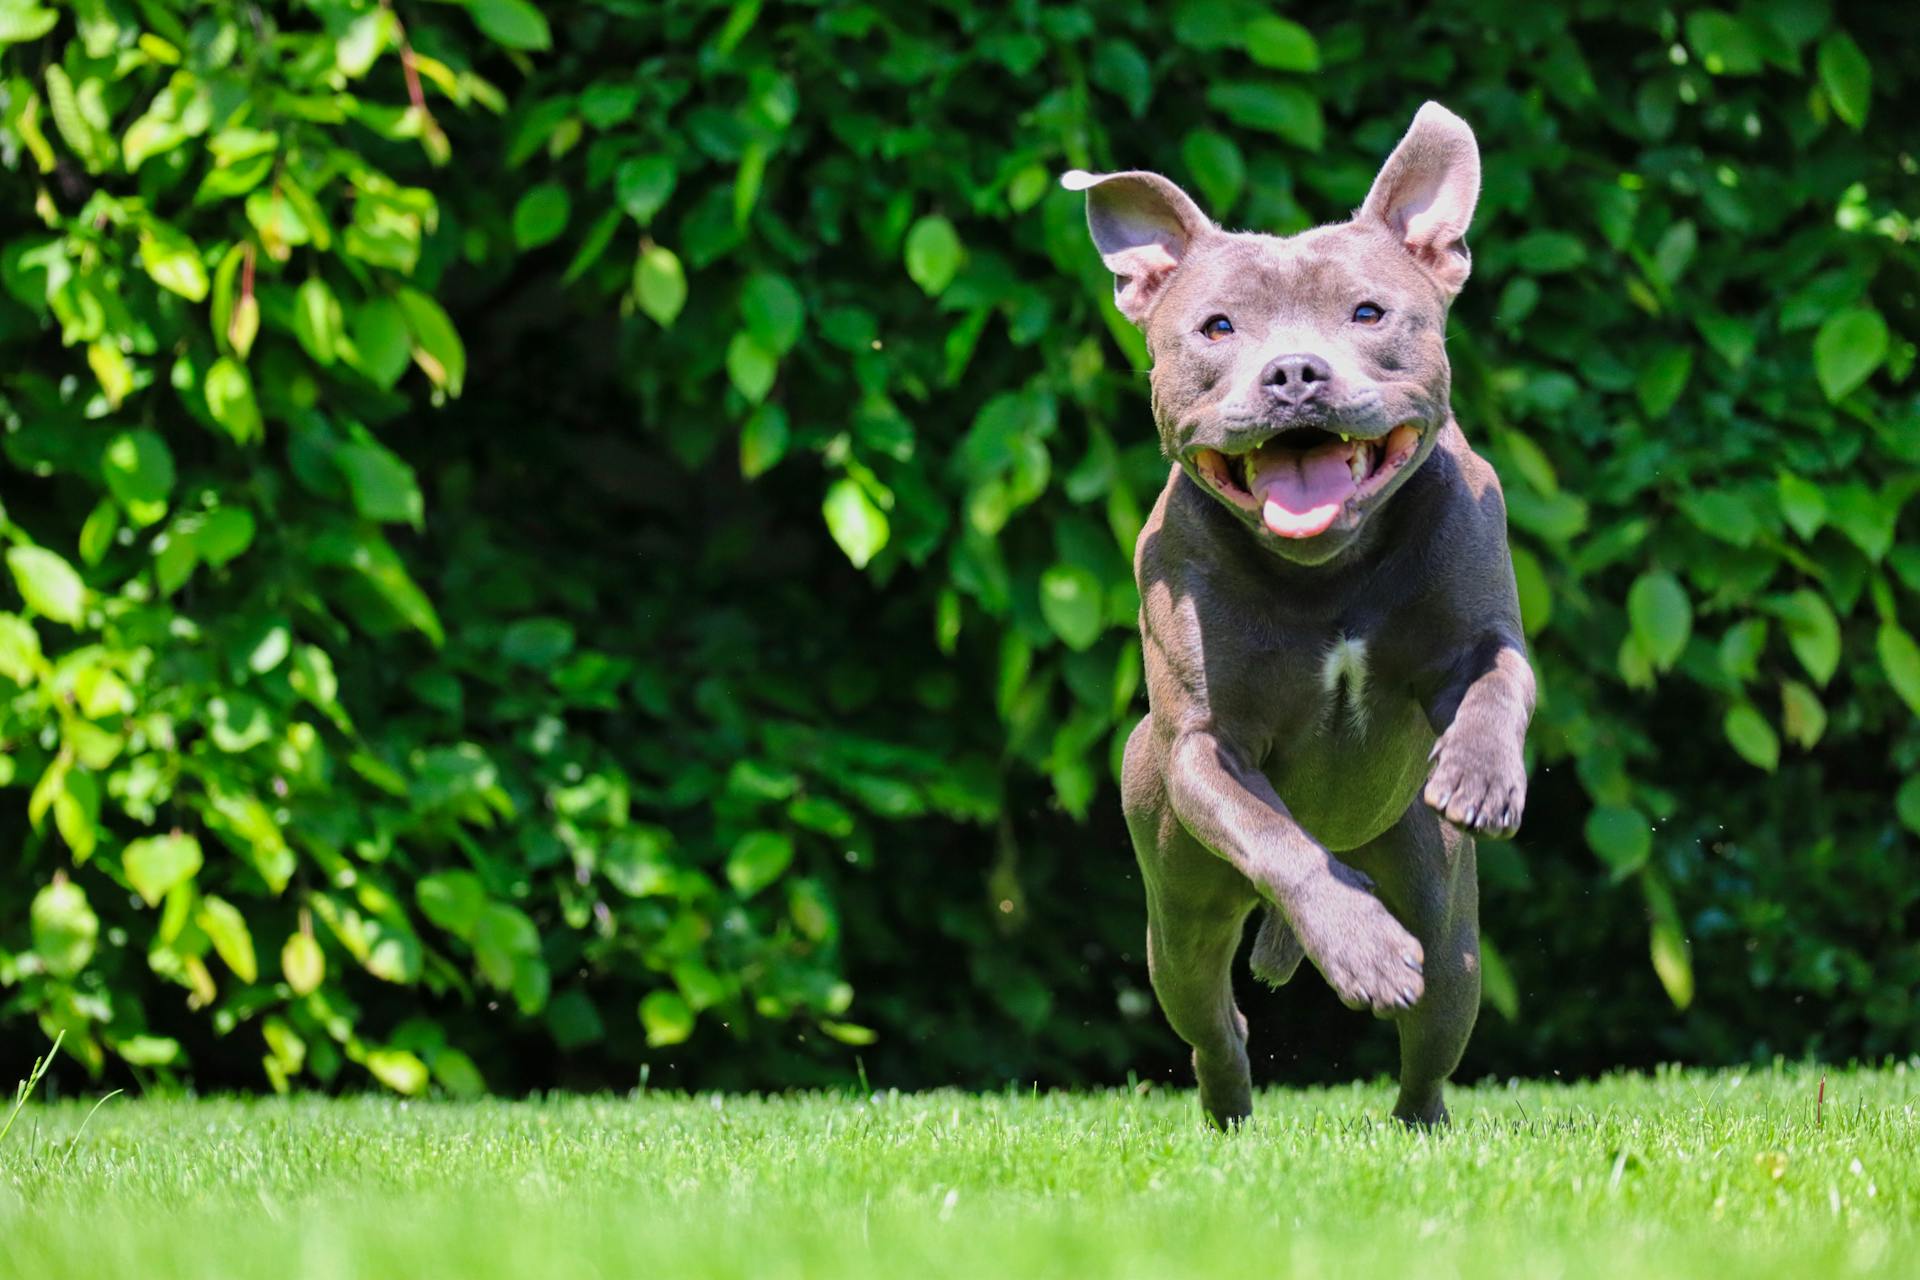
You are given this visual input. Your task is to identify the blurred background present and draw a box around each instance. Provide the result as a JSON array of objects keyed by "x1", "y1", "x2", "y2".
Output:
[{"x1": 0, "y1": 0, "x2": 1915, "y2": 1098}]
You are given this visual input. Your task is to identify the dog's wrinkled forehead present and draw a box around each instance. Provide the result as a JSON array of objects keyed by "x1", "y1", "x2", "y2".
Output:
[{"x1": 1152, "y1": 225, "x2": 1438, "y2": 339}]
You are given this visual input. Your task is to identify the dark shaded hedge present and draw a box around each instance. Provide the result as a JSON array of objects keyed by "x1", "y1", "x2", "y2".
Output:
[{"x1": 1, "y1": 0, "x2": 1916, "y2": 1094}]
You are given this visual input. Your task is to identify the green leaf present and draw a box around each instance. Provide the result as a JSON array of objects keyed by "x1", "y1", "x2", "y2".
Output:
[
  {"x1": 31, "y1": 879, "x2": 97, "y2": 978},
  {"x1": 281, "y1": 931, "x2": 325, "y2": 996},
  {"x1": 335, "y1": 9, "x2": 392, "y2": 77},
  {"x1": 1723, "y1": 702, "x2": 1780, "y2": 772},
  {"x1": 364, "y1": 1047, "x2": 429, "y2": 1095},
  {"x1": 292, "y1": 277, "x2": 344, "y2": 366},
  {"x1": 100, "y1": 429, "x2": 175, "y2": 516},
  {"x1": 822, "y1": 478, "x2": 890, "y2": 569},
  {"x1": 1686, "y1": 10, "x2": 1764, "y2": 75},
  {"x1": 7, "y1": 546, "x2": 85, "y2": 626},
  {"x1": 1779, "y1": 679, "x2": 1826, "y2": 748},
  {"x1": 904, "y1": 215, "x2": 963, "y2": 296},
  {"x1": 1777, "y1": 472, "x2": 1826, "y2": 540},
  {"x1": 1718, "y1": 618, "x2": 1768, "y2": 683},
  {"x1": 512, "y1": 182, "x2": 572, "y2": 250},
  {"x1": 79, "y1": 500, "x2": 119, "y2": 564},
  {"x1": 740, "y1": 404, "x2": 790, "y2": 478},
  {"x1": 1510, "y1": 546, "x2": 1552, "y2": 637},
  {"x1": 1826, "y1": 481, "x2": 1895, "y2": 562},
  {"x1": 417, "y1": 871, "x2": 487, "y2": 939},
  {"x1": 198, "y1": 507, "x2": 255, "y2": 566},
  {"x1": 0, "y1": 2, "x2": 59, "y2": 46},
  {"x1": 463, "y1": 0, "x2": 551, "y2": 50},
  {"x1": 741, "y1": 273, "x2": 805, "y2": 354},
  {"x1": 1877, "y1": 622, "x2": 1920, "y2": 718},
  {"x1": 1090, "y1": 39, "x2": 1152, "y2": 118},
  {"x1": 245, "y1": 190, "x2": 312, "y2": 252},
  {"x1": 123, "y1": 833, "x2": 204, "y2": 906},
  {"x1": 1039, "y1": 564, "x2": 1106, "y2": 651},
  {"x1": 1244, "y1": 15, "x2": 1319, "y2": 70},
  {"x1": 726, "y1": 829, "x2": 795, "y2": 897},
  {"x1": 635, "y1": 244, "x2": 687, "y2": 327},
  {"x1": 1511, "y1": 231, "x2": 1587, "y2": 273},
  {"x1": 1627, "y1": 570, "x2": 1691, "y2": 671},
  {"x1": 44, "y1": 64, "x2": 114, "y2": 171},
  {"x1": 196, "y1": 895, "x2": 258, "y2": 984},
  {"x1": 1642, "y1": 870, "x2": 1694, "y2": 1010},
  {"x1": 349, "y1": 297, "x2": 413, "y2": 389},
  {"x1": 1897, "y1": 775, "x2": 1920, "y2": 835},
  {"x1": 1204, "y1": 82, "x2": 1323, "y2": 150},
  {"x1": 1651, "y1": 220, "x2": 1697, "y2": 286},
  {"x1": 1181, "y1": 130, "x2": 1245, "y2": 215},
  {"x1": 616, "y1": 155, "x2": 677, "y2": 225},
  {"x1": 203, "y1": 357, "x2": 263, "y2": 443},
  {"x1": 138, "y1": 228, "x2": 208, "y2": 302},
  {"x1": 1818, "y1": 31, "x2": 1872, "y2": 128},
  {"x1": 1005, "y1": 164, "x2": 1050, "y2": 214},
  {"x1": 473, "y1": 902, "x2": 539, "y2": 991},
  {"x1": 639, "y1": 989, "x2": 694, "y2": 1047},
  {"x1": 1813, "y1": 307, "x2": 1888, "y2": 402},
  {"x1": 0, "y1": 611, "x2": 45, "y2": 684},
  {"x1": 1635, "y1": 348, "x2": 1692, "y2": 417},
  {"x1": 1679, "y1": 489, "x2": 1761, "y2": 549},
  {"x1": 335, "y1": 443, "x2": 424, "y2": 527},
  {"x1": 500, "y1": 617, "x2": 575, "y2": 666},
  {"x1": 1478, "y1": 934, "x2": 1519, "y2": 1020},
  {"x1": 1770, "y1": 590, "x2": 1840, "y2": 686},
  {"x1": 725, "y1": 331, "x2": 777, "y2": 403},
  {"x1": 1584, "y1": 804, "x2": 1651, "y2": 878},
  {"x1": 396, "y1": 288, "x2": 467, "y2": 396},
  {"x1": 115, "y1": 1035, "x2": 182, "y2": 1067}
]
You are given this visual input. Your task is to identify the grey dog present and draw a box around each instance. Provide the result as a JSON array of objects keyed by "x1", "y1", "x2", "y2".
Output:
[{"x1": 1065, "y1": 102, "x2": 1534, "y2": 1128}]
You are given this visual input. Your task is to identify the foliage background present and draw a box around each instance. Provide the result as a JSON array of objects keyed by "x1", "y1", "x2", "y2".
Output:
[{"x1": 0, "y1": 0, "x2": 1915, "y2": 1096}]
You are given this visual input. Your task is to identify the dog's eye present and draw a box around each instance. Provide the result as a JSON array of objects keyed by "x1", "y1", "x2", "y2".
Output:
[
  {"x1": 1352, "y1": 302, "x2": 1385, "y2": 325},
  {"x1": 1201, "y1": 315, "x2": 1234, "y2": 340}
]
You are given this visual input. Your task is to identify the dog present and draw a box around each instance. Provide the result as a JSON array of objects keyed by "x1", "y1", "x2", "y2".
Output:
[{"x1": 1065, "y1": 102, "x2": 1534, "y2": 1128}]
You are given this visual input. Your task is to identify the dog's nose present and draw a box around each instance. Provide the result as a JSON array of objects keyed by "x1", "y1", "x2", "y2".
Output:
[{"x1": 1261, "y1": 353, "x2": 1333, "y2": 405}]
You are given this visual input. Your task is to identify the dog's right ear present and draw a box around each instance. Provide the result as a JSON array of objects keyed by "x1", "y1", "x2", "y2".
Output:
[
  {"x1": 1061, "y1": 169, "x2": 1212, "y2": 326},
  {"x1": 1357, "y1": 102, "x2": 1481, "y2": 296}
]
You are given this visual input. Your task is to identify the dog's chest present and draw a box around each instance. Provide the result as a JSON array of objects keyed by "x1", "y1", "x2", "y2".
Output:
[{"x1": 1249, "y1": 626, "x2": 1435, "y2": 850}]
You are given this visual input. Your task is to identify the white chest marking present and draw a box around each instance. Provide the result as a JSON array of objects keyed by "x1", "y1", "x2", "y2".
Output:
[{"x1": 1318, "y1": 635, "x2": 1370, "y2": 732}]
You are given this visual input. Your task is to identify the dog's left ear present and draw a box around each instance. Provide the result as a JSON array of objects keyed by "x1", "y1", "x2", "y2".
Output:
[
  {"x1": 1358, "y1": 102, "x2": 1481, "y2": 296},
  {"x1": 1061, "y1": 169, "x2": 1213, "y2": 325}
]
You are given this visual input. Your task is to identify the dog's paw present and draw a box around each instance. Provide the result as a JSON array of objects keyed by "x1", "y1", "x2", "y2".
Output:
[
  {"x1": 1288, "y1": 866, "x2": 1424, "y2": 1014},
  {"x1": 1423, "y1": 722, "x2": 1527, "y2": 839}
]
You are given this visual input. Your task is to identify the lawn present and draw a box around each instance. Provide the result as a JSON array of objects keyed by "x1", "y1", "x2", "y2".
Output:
[{"x1": 0, "y1": 1063, "x2": 1912, "y2": 1279}]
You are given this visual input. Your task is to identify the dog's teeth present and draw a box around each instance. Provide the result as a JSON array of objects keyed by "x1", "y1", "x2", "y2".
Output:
[{"x1": 1349, "y1": 452, "x2": 1367, "y2": 484}]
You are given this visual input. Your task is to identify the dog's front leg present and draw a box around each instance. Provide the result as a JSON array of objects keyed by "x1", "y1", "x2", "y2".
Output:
[
  {"x1": 1165, "y1": 729, "x2": 1426, "y2": 1013},
  {"x1": 1424, "y1": 635, "x2": 1535, "y2": 838}
]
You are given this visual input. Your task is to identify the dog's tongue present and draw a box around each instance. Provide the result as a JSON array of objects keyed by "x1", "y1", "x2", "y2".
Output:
[{"x1": 1250, "y1": 440, "x2": 1357, "y2": 539}]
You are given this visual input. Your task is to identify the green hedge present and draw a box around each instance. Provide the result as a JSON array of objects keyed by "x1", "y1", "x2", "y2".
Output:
[{"x1": 1, "y1": 0, "x2": 1916, "y2": 1093}]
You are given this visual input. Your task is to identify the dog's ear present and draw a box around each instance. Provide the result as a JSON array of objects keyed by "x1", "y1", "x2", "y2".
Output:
[
  {"x1": 1358, "y1": 102, "x2": 1481, "y2": 296},
  {"x1": 1061, "y1": 169, "x2": 1212, "y2": 325}
]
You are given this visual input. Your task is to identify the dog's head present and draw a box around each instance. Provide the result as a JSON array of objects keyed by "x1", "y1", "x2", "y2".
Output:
[{"x1": 1067, "y1": 102, "x2": 1480, "y2": 565}]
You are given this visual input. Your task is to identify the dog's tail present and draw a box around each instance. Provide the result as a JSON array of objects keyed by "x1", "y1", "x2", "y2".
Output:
[{"x1": 1248, "y1": 905, "x2": 1305, "y2": 988}]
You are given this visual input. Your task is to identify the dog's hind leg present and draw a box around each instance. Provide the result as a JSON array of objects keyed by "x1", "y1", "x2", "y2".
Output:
[
  {"x1": 1145, "y1": 887, "x2": 1257, "y2": 1130},
  {"x1": 1249, "y1": 904, "x2": 1305, "y2": 988},
  {"x1": 1123, "y1": 716, "x2": 1259, "y2": 1130},
  {"x1": 1347, "y1": 803, "x2": 1480, "y2": 1127}
]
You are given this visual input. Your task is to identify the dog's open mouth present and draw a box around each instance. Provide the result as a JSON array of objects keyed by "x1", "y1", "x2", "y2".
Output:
[{"x1": 1191, "y1": 423, "x2": 1423, "y2": 539}]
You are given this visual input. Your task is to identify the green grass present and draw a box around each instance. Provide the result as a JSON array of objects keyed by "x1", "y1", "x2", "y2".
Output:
[{"x1": 0, "y1": 1064, "x2": 1913, "y2": 1279}]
